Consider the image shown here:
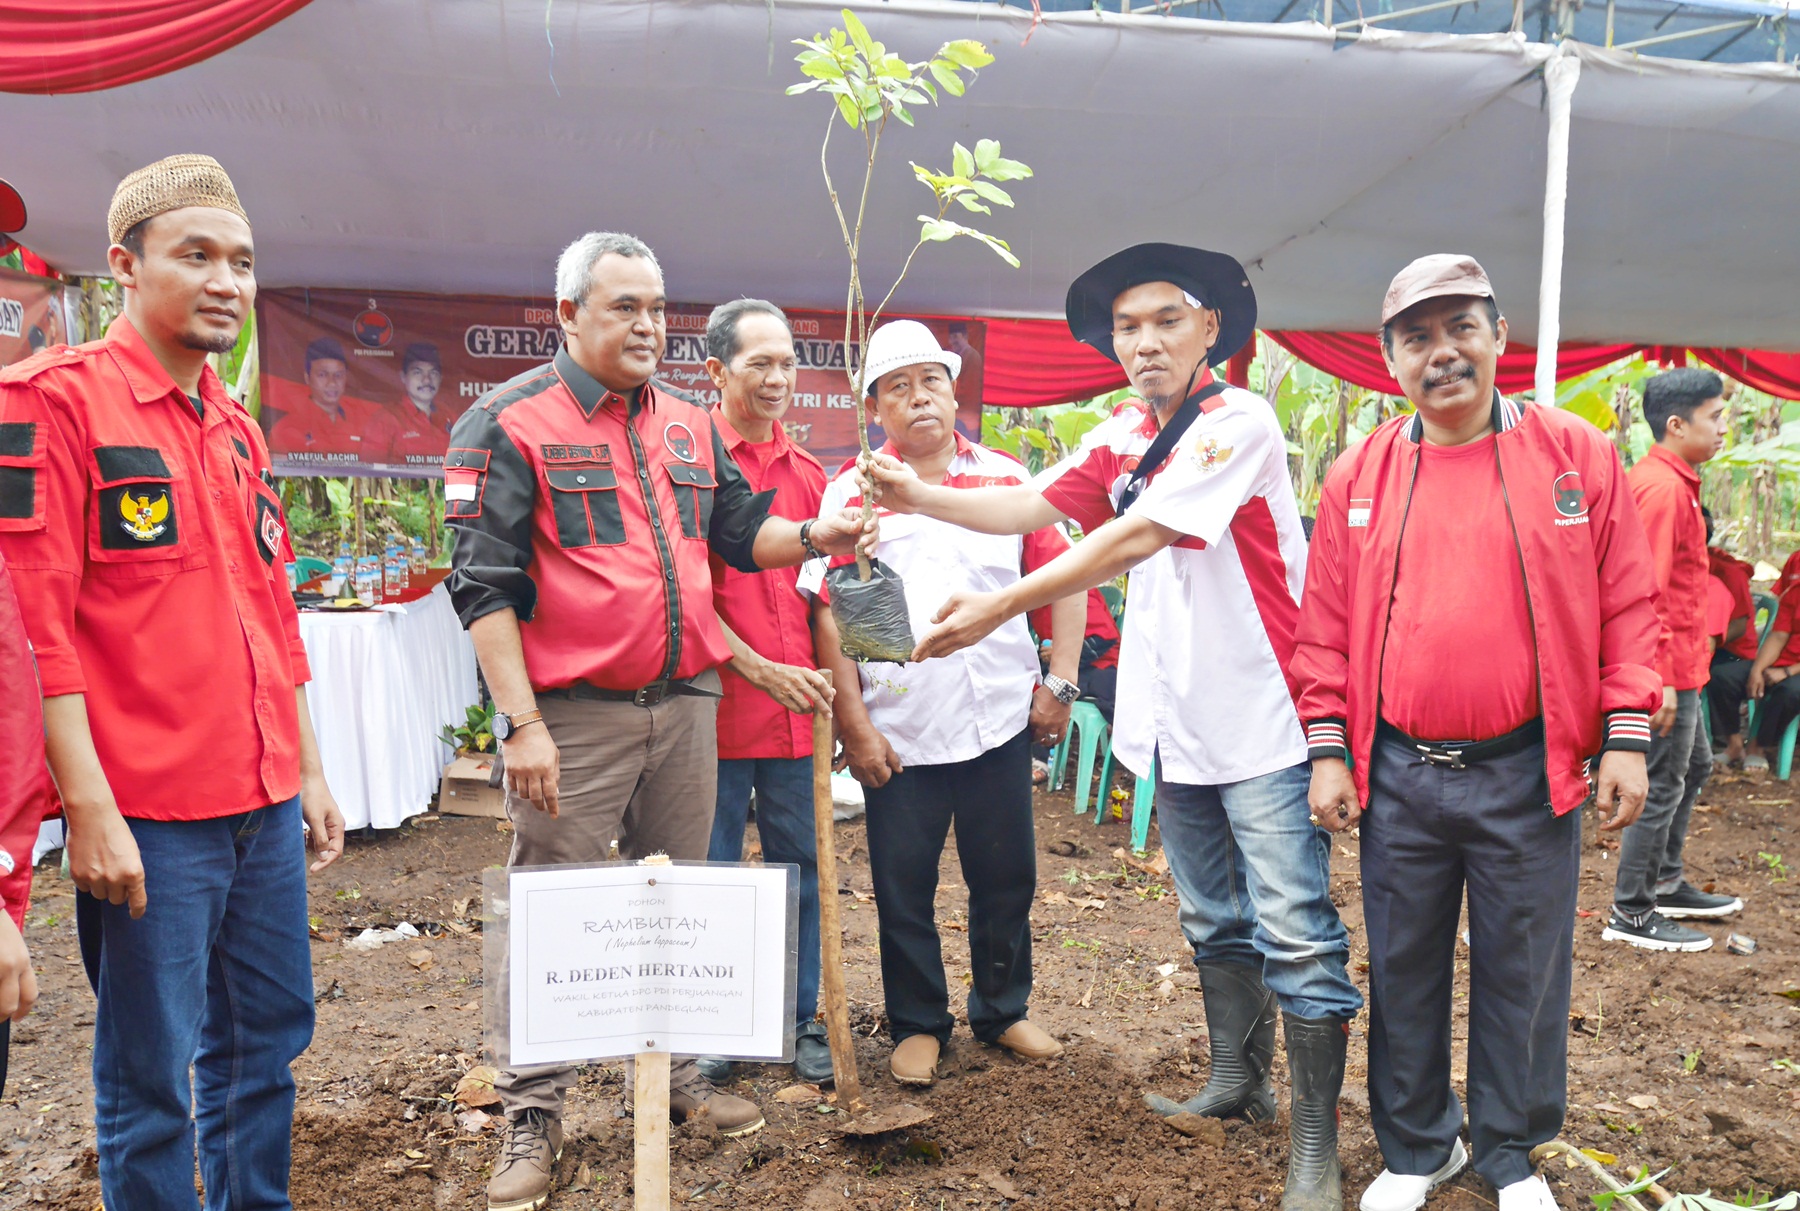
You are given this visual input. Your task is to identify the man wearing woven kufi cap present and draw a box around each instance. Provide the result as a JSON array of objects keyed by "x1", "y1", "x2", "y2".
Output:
[
  {"x1": 1292, "y1": 255, "x2": 1658, "y2": 1211},
  {"x1": 863, "y1": 245, "x2": 1361, "y2": 1211},
  {"x1": 0, "y1": 154, "x2": 344, "y2": 1209}
]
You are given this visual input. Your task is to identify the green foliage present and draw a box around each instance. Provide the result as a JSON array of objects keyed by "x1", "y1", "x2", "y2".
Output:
[
  {"x1": 981, "y1": 394, "x2": 1116, "y2": 475},
  {"x1": 441, "y1": 702, "x2": 496, "y2": 754},
  {"x1": 1592, "y1": 1167, "x2": 1673, "y2": 1211}
]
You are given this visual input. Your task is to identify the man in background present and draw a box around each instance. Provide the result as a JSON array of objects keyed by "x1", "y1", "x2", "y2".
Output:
[
  {"x1": 263, "y1": 336, "x2": 376, "y2": 459},
  {"x1": 370, "y1": 341, "x2": 455, "y2": 465},
  {"x1": 696, "y1": 298, "x2": 835, "y2": 1087},
  {"x1": 1703, "y1": 507, "x2": 1761, "y2": 768},
  {"x1": 1608, "y1": 367, "x2": 1742, "y2": 951}
]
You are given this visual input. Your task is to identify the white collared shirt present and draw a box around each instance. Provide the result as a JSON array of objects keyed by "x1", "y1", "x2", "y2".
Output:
[
  {"x1": 1034, "y1": 388, "x2": 1310, "y2": 785},
  {"x1": 799, "y1": 438, "x2": 1068, "y2": 768}
]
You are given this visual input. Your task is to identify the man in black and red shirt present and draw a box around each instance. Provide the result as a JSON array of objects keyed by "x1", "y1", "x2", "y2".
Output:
[{"x1": 446, "y1": 232, "x2": 871, "y2": 1211}]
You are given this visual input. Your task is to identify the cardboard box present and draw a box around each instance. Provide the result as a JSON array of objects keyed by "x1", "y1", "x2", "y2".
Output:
[{"x1": 439, "y1": 752, "x2": 507, "y2": 818}]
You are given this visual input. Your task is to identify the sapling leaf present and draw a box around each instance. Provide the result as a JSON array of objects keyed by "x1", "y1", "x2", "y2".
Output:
[
  {"x1": 984, "y1": 156, "x2": 1034, "y2": 182},
  {"x1": 930, "y1": 60, "x2": 966, "y2": 95},
  {"x1": 787, "y1": 80, "x2": 823, "y2": 95},
  {"x1": 837, "y1": 92, "x2": 861, "y2": 127},
  {"x1": 968, "y1": 179, "x2": 1015, "y2": 207},
  {"x1": 843, "y1": 9, "x2": 877, "y2": 60},
  {"x1": 938, "y1": 39, "x2": 994, "y2": 69},
  {"x1": 974, "y1": 138, "x2": 1000, "y2": 172},
  {"x1": 952, "y1": 142, "x2": 975, "y2": 179},
  {"x1": 954, "y1": 193, "x2": 991, "y2": 214}
]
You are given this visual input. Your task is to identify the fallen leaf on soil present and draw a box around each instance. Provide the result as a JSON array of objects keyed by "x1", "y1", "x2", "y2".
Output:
[
  {"x1": 775, "y1": 1084, "x2": 823, "y2": 1104},
  {"x1": 1625, "y1": 1094, "x2": 1659, "y2": 1110},
  {"x1": 407, "y1": 948, "x2": 434, "y2": 971},
  {"x1": 1041, "y1": 891, "x2": 1070, "y2": 905},
  {"x1": 404, "y1": 1149, "x2": 425, "y2": 1159},
  {"x1": 1078, "y1": 985, "x2": 1094, "y2": 1008},
  {"x1": 455, "y1": 1108, "x2": 493, "y2": 1134},
  {"x1": 453, "y1": 1064, "x2": 502, "y2": 1108},
  {"x1": 1071, "y1": 897, "x2": 1107, "y2": 910},
  {"x1": 1163, "y1": 1113, "x2": 1226, "y2": 1145},
  {"x1": 1580, "y1": 1149, "x2": 1618, "y2": 1165},
  {"x1": 572, "y1": 1162, "x2": 594, "y2": 1189},
  {"x1": 980, "y1": 1172, "x2": 1021, "y2": 1199},
  {"x1": 453, "y1": 897, "x2": 472, "y2": 918},
  {"x1": 1591, "y1": 1102, "x2": 1628, "y2": 1115},
  {"x1": 1775, "y1": 988, "x2": 1800, "y2": 1001}
]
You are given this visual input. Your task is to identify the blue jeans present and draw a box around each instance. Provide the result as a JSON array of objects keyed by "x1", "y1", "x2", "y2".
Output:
[
  {"x1": 76, "y1": 796, "x2": 315, "y2": 1211},
  {"x1": 1155, "y1": 759, "x2": 1362, "y2": 1020},
  {"x1": 710, "y1": 757, "x2": 820, "y2": 1024}
]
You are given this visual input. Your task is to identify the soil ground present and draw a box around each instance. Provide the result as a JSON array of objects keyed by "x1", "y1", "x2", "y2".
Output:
[{"x1": 1, "y1": 766, "x2": 1796, "y2": 1209}]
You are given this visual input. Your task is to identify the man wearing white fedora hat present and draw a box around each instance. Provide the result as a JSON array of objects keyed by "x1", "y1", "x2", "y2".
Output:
[
  {"x1": 803, "y1": 319, "x2": 1086, "y2": 1086},
  {"x1": 863, "y1": 246, "x2": 1360, "y2": 1211}
]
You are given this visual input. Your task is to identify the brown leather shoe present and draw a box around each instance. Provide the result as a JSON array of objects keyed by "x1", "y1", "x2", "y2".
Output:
[
  {"x1": 994, "y1": 1020, "x2": 1064, "y2": 1060},
  {"x1": 669, "y1": 1077, "x2": 766, "y2": 1138},
  {"x1": 890, "y1": 1034, "x2": 940, "y2": 1085},
  {"x1": 487, "y1": 1108, "x2": 563, "y2": 1211}
]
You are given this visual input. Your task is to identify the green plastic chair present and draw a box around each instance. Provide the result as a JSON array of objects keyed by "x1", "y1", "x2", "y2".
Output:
[
  {"x1": 1059, "y1": 701, "x2": 1115, "y2": 821},
  {"x1": 1098, "y1": 584, "x2": 1125, "y2": 626},
  {"x1": 1130, "y1": 755, "x2": 1156, "y2": 852},
  {"x1": 294, "y1": 555, "x2": 332, "y2": 582}
]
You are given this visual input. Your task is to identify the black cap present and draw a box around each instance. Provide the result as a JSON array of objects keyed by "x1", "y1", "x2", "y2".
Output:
[{"x1": 1066, "y1": 242, "x2": 1257, "y2": 367}]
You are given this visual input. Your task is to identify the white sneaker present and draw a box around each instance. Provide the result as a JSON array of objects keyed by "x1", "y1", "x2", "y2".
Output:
[
  {"x1": 1360, "y1": 1139, "x2": 1468, "y2": 1211},
  {"x1": 1497, "y1": 1176, "x2": 1557, "y2": 1211}
]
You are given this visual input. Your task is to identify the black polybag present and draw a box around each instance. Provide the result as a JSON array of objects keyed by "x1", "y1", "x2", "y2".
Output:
[{"x1": 827, "y1": 558, "x2": 915, "y2": 664}]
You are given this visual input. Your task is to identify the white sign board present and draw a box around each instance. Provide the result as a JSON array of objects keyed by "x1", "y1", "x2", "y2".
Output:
[{"x1": 491, "y1": 862, "x2": 795, "y2": 1068}]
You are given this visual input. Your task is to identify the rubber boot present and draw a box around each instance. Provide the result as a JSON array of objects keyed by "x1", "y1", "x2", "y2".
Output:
[
  {"x1": 1280, "y1": 1011, "x2": 1349, "y2": 1211},
  {"x1": 1144, "y1": 961, "x2": 1278, "y2": 1122}
]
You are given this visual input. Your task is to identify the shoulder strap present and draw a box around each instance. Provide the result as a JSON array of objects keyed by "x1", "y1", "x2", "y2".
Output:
[{"x1": 1115, "y1": 381, "x2": 1229, "y2": 517}]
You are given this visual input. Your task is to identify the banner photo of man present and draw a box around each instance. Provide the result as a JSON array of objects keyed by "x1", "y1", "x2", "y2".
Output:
[
  {"x1": 0, "y1": 270, "x2": 75, "y2": 370},
  {"x1": 256, "y1": 288, "x2": 984, "y2": 476}
]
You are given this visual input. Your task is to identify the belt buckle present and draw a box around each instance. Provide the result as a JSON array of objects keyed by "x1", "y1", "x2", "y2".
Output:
[
  {"x1": 1416, "y1": 745, "x2": 1465, "y2": 770},
  {"x1": 634, "y1": 682, "x2": 666, "y2": 708}
]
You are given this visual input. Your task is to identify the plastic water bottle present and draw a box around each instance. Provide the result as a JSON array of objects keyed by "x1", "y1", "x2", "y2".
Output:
[
  {"x1": 355, "y1": 555, "x2": 379, "y2": 604},
  {"x1": 331, "y1": 545, "x2": 353, "y2": 597},
  {"x1": 410, "y1": 537, "x2": 427, "y2": 577}
]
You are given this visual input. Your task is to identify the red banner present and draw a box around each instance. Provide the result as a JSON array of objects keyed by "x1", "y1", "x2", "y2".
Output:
[
  {"x1": 255, "y1": 288, "x2": 983, "y2": 477},
  {"x1": 0, "y1": 270, "x2": 75, "y2": 370}
]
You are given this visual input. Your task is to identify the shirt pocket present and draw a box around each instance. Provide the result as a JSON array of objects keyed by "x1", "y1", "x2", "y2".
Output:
[
  {"x1": 665, "y1": 462, "x2": 715, "y2": 540},
  {"x1": 544, "y1": 462, "x2": 626, "y2": 549},
  {"x1": 87, "y1": 445, "x2": 201, "y2": 572},
  {"x1": 0, "y1": 421, "x2": 44, "y2": 532}
]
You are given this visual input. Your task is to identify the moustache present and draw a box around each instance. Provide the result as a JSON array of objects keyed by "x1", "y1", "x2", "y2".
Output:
[{"x1": 1425, "y1": 363, "x2": 1476, "y2": 388}]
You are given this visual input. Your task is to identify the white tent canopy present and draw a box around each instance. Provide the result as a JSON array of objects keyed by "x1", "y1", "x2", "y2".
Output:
[{"x1": 5, "y1": 0, "x2": 1798, "y2": 348}]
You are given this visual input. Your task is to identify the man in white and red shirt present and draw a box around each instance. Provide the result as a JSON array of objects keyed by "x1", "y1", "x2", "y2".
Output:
[
  {"x1": 804, "y1": 321, "x2": 1085, "y2": 1089},
  {"x1": 866, "y1": 246, "x2": 1360, "y2": 1211}
]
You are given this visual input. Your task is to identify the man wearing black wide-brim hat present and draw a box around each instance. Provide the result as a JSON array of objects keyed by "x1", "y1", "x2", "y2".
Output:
[{"x1": 864, "y1": 243, "x2": 1361, "y2": 1211}]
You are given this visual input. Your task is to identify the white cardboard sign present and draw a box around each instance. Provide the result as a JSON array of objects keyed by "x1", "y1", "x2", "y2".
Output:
[{"x1": 496, "y1": 862, "x2": 794, "y2": 1067}]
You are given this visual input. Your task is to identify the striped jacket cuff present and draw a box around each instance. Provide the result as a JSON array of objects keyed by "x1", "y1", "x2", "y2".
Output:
[
  {"x1": 1306, "y1": 718, "x2": 1349, "y2": 762},
  {"x1": 1600, "y1": 710, "x2": 1653, "y2": 754}
]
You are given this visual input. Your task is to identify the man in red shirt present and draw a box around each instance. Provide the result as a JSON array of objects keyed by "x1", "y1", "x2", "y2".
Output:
[
  {"x1": 1295, "y1": 256, "x2": 1657, "y2": 1211},
  {"x1": 368, "y1": 341, "x2": 457, "y2": 470},
  {"x1": 694, "y1": 300, "x2": 835, "y2": 1086},
  {"x1": 261, "y1": 336, "x2": 381, "y2": 465},
  {"x1": 446, "y1": 233, "x2": 873, "y2": 1211},
  {"x1": 1702, "y1": 508, "x2": 1760, "y2": 766},
  {"x1": 0, "y1": 155, "x2": 344, "y2": 1210},
  {"x1": 1609, "y1": 368, "x2": 1742, "y2": 948},
  {"x1": 1747, "y1": 588, "x2": 1800, "y2": 757}
]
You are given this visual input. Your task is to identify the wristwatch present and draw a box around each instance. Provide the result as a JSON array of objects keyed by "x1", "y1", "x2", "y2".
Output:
[
  {"x1": 1043, "y1": 674, "x2": 1079, "y2": 706},
  {"x1": 492, "y1": 709, "x2": 544, "y2": 741}
]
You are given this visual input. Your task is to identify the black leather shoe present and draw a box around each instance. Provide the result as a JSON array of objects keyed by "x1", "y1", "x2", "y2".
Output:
[
  {"x1": 793, "y1": 1021, "x2": 835, "y2": 1085},
  {"x1": 694, "y1": 1056, "x2": 734, "y2": 1083}
]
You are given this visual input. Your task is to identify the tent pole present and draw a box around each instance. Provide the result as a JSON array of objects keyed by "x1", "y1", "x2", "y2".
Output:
[{"x1": 1535, "y1": 47, "x2": 1581, "y2": 406}]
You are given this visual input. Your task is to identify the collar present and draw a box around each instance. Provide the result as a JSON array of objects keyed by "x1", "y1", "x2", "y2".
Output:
[
  {"x1": 877, "y1": 429, "x2": 975, "y2": 466},
  {"x1": 713, "y1": 407, "x2": 793, "y2": 456},
  {"x1": 554, "y1": 345, "x2": 645, "y2": 420},
  {"x1": 1137, "y1": 367, "x2": 1219, "y2": 436},
  {"x1": 103, "y1": 315, "x2": 228, "y2": 414},
  {"x1": 1642, "y1": 442, "x2": 1701, "y2": 487},
  {"x1": 1404, "y1": 389, "x2": 1521, "y2": 444}
]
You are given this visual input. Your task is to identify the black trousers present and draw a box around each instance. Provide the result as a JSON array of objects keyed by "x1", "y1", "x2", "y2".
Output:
[
  {"x1": 1362, "y1": 736, "x2": 1580, "y2": 1189},
  {"x1": 1708, "y1": 651, "x2": 1752, "y2": 741},
  {"x1": 863, "y1": 728, "x2": 1036, "y2": 1045},
  {"x1": 1754, "y1": 672, "x2": 1800, "y2": 748}
]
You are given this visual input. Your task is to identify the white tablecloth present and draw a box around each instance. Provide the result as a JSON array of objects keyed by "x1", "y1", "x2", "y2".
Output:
[{"x1": 299, "y1": 582, "x2": 480, "y2": 830}]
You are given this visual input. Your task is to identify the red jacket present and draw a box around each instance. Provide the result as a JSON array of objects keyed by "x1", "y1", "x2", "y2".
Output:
[
  {"x1": 0, "y1": 551, "x2": 46, "y2": 929},
  {"x1": 1629, "y1": 445, "x2": 1710, "y2": 690},
  {"x1": 1293, "y1": 397, "x2": 1661, "y2": 816}
]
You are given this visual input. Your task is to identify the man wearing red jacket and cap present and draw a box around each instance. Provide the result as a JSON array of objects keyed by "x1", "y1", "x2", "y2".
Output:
[{"x1": 1294, "y1": 255, "x2": 1658, "y2": 1211}]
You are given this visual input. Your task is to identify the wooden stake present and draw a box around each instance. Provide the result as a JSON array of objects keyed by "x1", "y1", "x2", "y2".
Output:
[
  {"x1": 812, "y1": 671, "x2": 869, "y2": 1114},
  {"x1": 634, "y1": 853, "x2": 672, "y2": 1211},
  {"x1": 633, "y1": 1049, "x2": 670, "y2": 1210}
]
